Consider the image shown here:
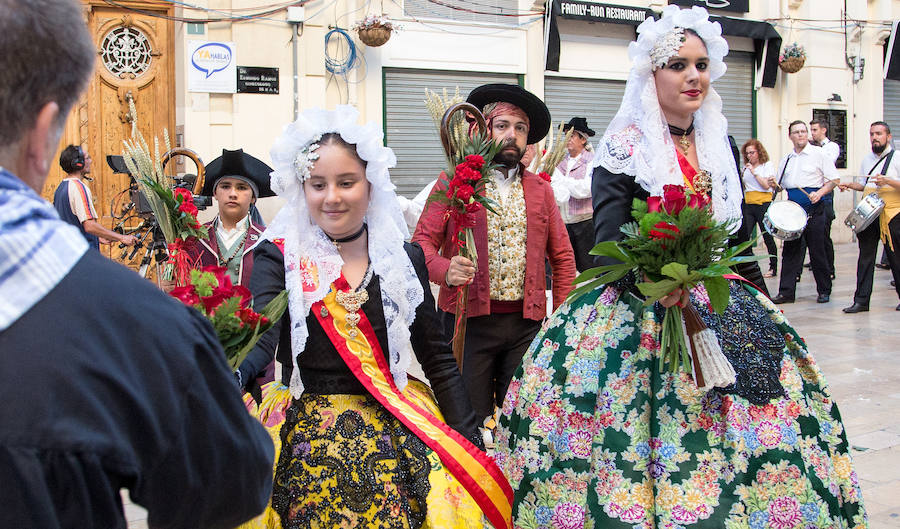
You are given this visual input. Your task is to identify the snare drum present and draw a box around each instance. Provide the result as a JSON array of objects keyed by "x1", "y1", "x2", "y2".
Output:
[
  {"x1": 763, "y1": 201, "x2": 808, "y2": 241},
  {"x1": 844, "y1": 193, "x2": 885, "y2": 233}
]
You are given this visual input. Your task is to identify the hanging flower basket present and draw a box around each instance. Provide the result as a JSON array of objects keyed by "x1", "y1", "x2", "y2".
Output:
[
  {"x1": 353, "y1": 14, "x2": 400, "y2": 47},
  {"x1": 779, "y1": 42, "x2": 806, "y2": 73},
  {"x1": 358, "y1": 25, "x2": 392, "y2": 47},
  {"x1": 779, "y1": 56, "x2": 805, "y2": 73}
]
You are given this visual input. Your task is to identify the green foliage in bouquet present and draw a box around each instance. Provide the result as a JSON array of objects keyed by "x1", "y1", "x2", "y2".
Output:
[{"x1": 567, "y1": 185, "x2": 763, "y2": 372}]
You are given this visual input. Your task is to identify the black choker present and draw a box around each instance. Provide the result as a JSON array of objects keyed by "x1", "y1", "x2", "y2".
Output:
[
  {"x1": 329, "y1": 223, "x2": 367, "y2": 249},
  {"x1": 668, "y1": 122, "x2": 695, "y2": 155},
  {"x1": 667, "y1": 122, "x2": 695, "y2": 137}
]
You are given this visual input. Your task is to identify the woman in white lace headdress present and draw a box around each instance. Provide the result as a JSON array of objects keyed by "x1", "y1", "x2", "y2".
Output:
[
  {"x1": 493, "y1": 7, "x2": 868, "y2": 528},
  {"x1": 236, "y1": 106, "x2": 511, "y2": 529}
]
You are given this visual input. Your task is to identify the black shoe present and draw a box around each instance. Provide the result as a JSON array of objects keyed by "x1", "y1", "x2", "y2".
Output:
[
  {"x1": 803, "y1": 262, "x2": 811, "y2": 269},
  {"x1": 796, "y1": 275, "x2": 802, "y2": 282},
  {"x1": 893, "y1": 280, "x2": 897, "y2": 287},
  {"x1": 876, "y1": 263, "x2": 890, "y2": 270},
  {"x1": 817, "y1": 294, "x2": 830, "y2": 303},
  {"x1": 843, "y1": 303, "x2": 869, "y2": 313},
  {"x1": 896, "y1": 303, "x2": 900, "y2": 311},
  {"x1": 772, "y1": 295, "x2": 794, "y2": 304},
  {"x1": 831, "y1": 272, "x2": 836, "y2": 280}
]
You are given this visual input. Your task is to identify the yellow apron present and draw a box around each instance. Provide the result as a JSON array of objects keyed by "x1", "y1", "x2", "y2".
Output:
[
  {"x1": 744, "y1": 190, "x2": 773, "y2": 205},
  {"x1": 877, "y1": 186, "x2": 900, "y2": 250}
]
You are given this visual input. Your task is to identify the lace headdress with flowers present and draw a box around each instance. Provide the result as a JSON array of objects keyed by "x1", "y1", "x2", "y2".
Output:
[
  {"x1": 592, "y1": 5, "x2": 742, "y2": 228},
  {"x1": 265, "y1": 105, "x2": 423, "y2": 398}
]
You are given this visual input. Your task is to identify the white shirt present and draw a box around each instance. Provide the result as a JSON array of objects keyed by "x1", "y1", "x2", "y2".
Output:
[
  {"x1": 491, "y1": 165, "x2": 521, "y2": 199},
  {"x1": 398, "y1": 179, "x2": 437, "y2": 232},
  {"x1": 778, "y1": 143, "x2": 839, "y2": 189},
  {"x1": 858, "y1": 146, "x2": 900, "y2": 188},
  {"x1": 741, "y1": 161, "x2": 776, "y2": 192},
  {"x1": 819, "y1": 138, "x2": 840, "y2": 165},
  {"x1": 216, "y1": 214, "x2": 250, "y2": 250}
]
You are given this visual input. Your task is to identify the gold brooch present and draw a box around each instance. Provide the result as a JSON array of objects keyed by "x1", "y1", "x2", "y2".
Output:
[
  {"x1": 694, "y1": 170, "x2": 713, "y2": 195},
  {"x1": 335, "y1": 289, "x2": 369, "y2": 338}
]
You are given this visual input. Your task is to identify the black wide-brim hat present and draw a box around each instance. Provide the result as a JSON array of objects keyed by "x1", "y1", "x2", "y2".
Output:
[
  {"x1": 466, "y1": 83, "x2": 551, "y2": 144},
  {"x1": 201, "y1": 148, "x2": 275, "y2": 198},
  {"x1": 563, "y1": 116, "x2": 595, "y2": 137}
]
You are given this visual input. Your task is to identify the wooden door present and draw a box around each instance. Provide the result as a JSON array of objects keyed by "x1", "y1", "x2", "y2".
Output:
[{"x1": 43, "y1": 1, "x2": 174, "y2": 264}]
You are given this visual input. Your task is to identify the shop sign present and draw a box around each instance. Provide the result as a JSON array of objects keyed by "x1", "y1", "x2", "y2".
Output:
[
  {"x1": 669, "y1": 0, "x2": 750, "y2": 13},
  {"x1": 557, "y1": 1, "x2": 651, "y2": 25},
  {"x1": 237, "y1": 66, "x2": 279, "y2": 94},
  {"x1": 188, "y1": 41, "x2": 236, "y2": 93}
]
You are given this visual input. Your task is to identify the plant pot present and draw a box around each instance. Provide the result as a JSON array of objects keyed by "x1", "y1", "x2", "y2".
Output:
[
  {"x1": 358, "y1": 25, "x2": 391, "y2": 47},
  {"x1": 779, "y1": 56, "x2": 805, "y2": 73}
]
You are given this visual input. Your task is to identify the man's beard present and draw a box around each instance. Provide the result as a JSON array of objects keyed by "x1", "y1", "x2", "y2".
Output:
[
  {"x1": 872, "y1": 141, "x2": 887, "y2": 154},
  {"x1": 494, "y1": 140, "x2": 523, "y2": 168}
]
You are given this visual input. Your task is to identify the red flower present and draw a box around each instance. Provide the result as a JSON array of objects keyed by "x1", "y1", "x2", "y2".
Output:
[
  {"x1": 455, "y1": 165, "x2": 479, "y2": 183},
  {"x1": 173, "y1": 187, "x2": 193, "y2": 203},
  {"x1": 464, "y1": 154, "x2": 484, "y2": 170},
  {"x1": 178, "y1": 199, "x2": 199, "y2": 217},
  {"x1": 202, "y1": 265, "x2": 231, "y2": 288},
  {"x1": 465, "y1": 201, "x2": 482, "y2": 213},
  {"x1": 170, "y1": 285, "x2": 200, "y2": 306},
  {"x1": 688, "y1": 192, "x2": 711, "y2": 210},
  {"x1": 647, "y1": 196, "x2": 662, "y2": 213},
  {"x1": 236, "y1": 307, "x2": 261, "y2": 328},
  {"x1": 649, "y1": 221, "x2": 680, "y2": 241},
  {"x1": 538, "y1": 171, "x2": 552, "y2": 183},
  {"x1": 201, "y1": 289, "x2": 230, "y2": 314},
  {"x1": 456, "y1": 184, "x2": 474, "y2": 202},
  {"x1": 662, "y1": 184, "x2": 687, "y2": 215},
  {"x1": 234, "y1": 285, "x2": 252, "y2": 308}
]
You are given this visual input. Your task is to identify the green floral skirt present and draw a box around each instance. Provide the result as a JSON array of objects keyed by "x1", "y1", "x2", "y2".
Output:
[{"x1": 495, "y1": 281, "x2": 867, "y2": 529}]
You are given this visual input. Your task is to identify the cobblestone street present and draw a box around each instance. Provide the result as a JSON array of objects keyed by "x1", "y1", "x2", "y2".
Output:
[{"x1": 124, "y1": 243, "x2": 899, "y2": 528}]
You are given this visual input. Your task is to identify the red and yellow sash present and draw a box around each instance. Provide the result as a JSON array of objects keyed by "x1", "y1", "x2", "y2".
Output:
[
  {"x1": 312, "y1": 277, "x2": 513, "y2": 529},
  {"x1": 676, "y1": 148, "x2": 700, "y2": 193}
]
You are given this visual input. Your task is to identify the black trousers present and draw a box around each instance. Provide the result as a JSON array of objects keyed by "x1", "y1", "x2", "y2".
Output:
[
  {"x1": 851, "y1": 220, "x2": 881, "y2": 305},
  {"x1": 566, "y1": 219, "x2": 598, "y2": 273},
  {"x1": 884, "y1": 214, "x2": 900, "y2": 299},
  {"x1": 742, "y1": 201, "x2": 778, "y2": 272},
  {"x1": 796, "y1": 201, "x2": 836, "y2": 277},
  {"x1": 441, "y1": 310, "x2": 541, "y2": 422},
  {"x1": 779, "y1": 202, "x2": 831, "y2": 299}
]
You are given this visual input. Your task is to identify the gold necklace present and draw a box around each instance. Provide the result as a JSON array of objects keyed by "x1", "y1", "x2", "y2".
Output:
[
  {"x1": 668, "y1": 122, "x2": 695, "y2": 155},
  {"x1": 334, "y1": 263, "x2": 373, "y2": 338}
]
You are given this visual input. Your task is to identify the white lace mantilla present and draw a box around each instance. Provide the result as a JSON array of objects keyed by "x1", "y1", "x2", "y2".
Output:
[
  {"x1": 592, "y1": 5, "x2": 742, "y2": 228},
  {"x1": 264, "y1": 105, "x2": 423, "y2": 398}
]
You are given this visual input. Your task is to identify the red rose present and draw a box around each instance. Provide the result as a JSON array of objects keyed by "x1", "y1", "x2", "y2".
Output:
[
  {"x1": 178, "y1": 199, "x2": 199, "y2": 217},
  {"x1": 173, "y1": 187, "x2": 193, "y2": 203},
  {"x1": 688, "y1": 192, "x2": 711, "y2": 210},
  {"x1": 234, "y1": 285, "x2": 252, "y2": 308},
  {"x1": 464, "y1": 154, "x2": 484, "y2": 170},
  {"x1": 236, "y1": 307, "x2": 261, "y2": 327},
  {"x1": 647, "y1": 196, "x2": 662, "y2": 213},
  {"x1": 170, "y1": 285, "x2": 200, "y2": 306},
  {"x1": 202, "y1": 265, "x2": 231, "y2": 288},
  {"x1": 662, "y1": 184, "x2": 687, "y2": 215},
  {"x1": 648, "y1": 221, "x2": 680, "y2": 241},
  {"x1": 456, "y1": 184, "x2": 474, "y2": 202},
  {"x1": 200, "y1": 290, "x2": 230, "y2": 314},
  {"x1": 538, "y1": 171, "x2": 551, "y2": 183}
]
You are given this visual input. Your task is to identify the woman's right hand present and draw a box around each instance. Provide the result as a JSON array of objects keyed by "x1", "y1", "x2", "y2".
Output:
[
  {"x1": 659, "y1": 288, "x2": 691, "y2": 308},
  {"x1": 445, "y1": 255, "x2": 476, "y2": 287}
]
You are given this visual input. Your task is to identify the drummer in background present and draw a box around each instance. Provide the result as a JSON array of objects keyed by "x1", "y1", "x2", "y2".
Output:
[
  {"x1": 740, "y1": 139, "x2": 779, "y2": 278},
  {"x1": 772, "y1": 120, "x2": 839, "y2": 304},
  {"x1": 839, "y1": 121, "x2": 900, "y2": 312}
]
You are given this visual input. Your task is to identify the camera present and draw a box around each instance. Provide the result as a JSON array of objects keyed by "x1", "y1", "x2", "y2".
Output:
[{"x1": 107, "y1": 154, "x2": 210, "y2": 213}]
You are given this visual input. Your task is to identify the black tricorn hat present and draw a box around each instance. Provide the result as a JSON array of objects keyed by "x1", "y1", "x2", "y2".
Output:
[
  {"x1": 563, "y1": 117, "x2": 595, "y2": 138},
  {"x1": 466, "y1": 83, "x2": 551, "y2": 144},
  {"x1": 201, "y1": 149, "x2": 274, "y2": 198}
]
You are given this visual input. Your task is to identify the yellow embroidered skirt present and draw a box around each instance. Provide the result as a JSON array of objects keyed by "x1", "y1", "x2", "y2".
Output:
[{"x1": 240, "y1": 380, "x2": 489, "y2": 529}]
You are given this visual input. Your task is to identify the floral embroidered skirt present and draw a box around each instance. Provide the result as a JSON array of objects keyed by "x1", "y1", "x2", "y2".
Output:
[
  {"x1": 494, "y1": 281, "x2": 867, "y2": 529},
  {"x1": 240, "y1": 380, "x2": 488, "y2": 529}
]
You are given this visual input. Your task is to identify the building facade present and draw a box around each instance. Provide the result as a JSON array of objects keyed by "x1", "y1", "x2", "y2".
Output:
[{"x1": 59, "y1": 0, "x2": 900, "y2": 244}]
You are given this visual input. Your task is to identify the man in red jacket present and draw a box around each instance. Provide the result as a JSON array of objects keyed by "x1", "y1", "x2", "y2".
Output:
[{"x1": 413, "y1": 83, "x2": 576, "y2": 427}]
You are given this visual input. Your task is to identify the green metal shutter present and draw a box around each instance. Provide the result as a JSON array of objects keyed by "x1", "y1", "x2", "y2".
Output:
[
  {"x1": 543, "y1": 77, "x2": 625, "y2": 140},
  {"x1": 384, "y1": 68, "x2": 517, "y2": 197}
]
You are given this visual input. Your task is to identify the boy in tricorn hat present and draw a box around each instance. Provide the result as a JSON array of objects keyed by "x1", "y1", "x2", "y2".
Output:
[
  {"x1": 187, "y1": 148, "x2": 276, "y2": 397},
  {"x1": 413, "y1": 83, "x2": 576, "y2": 437},
  {"x1": 551, "y1": 116, "x2": 597, "y2": 272},
  {"x1": 188, "y1": 148, "x2": 274, "y2": 286}
]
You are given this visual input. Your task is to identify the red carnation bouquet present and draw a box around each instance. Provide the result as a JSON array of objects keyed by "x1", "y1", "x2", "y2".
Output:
[
  {"x1": 170, "y1": 266, "x2": 288, "y2": 370},
  {"x1": 569, "y1": 184, "x2": 761, "y2": 389}
]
